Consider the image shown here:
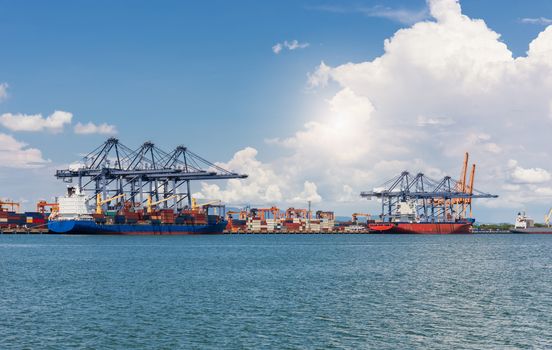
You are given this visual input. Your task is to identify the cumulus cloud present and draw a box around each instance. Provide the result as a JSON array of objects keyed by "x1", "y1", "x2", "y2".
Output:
[
  {"x1": 520, "y1": 17, "x2": 552, "y2": 26},
  {"x1": 0, "y1": 111, "x2": 72, "y2": 133},
  {"x1": 194, "y1": 147, "x2": 325, "y2": 206},
  {"x1": 508, "y1": 160, "x2": 551, "y2": 184},
  {"x1": 289, "y1": 181, "x2": 322, "y2": 203},
  {"x1": 337, "y1": 184, "x2": 356, "y2": 202},
  {"x1": 197, "y1": 147, "x2": 283, "y2": 204},
  {"x1": 299, "y1": 0, "x2": 552, "y2": 213},
  {"x1": 0, "y1": 133, "x2": 49, "y2": 168},
  {"x1": 272, "y1": 40, "x2": 309, "y2": 54},
  {"x1": 204, "y1": 0, "x2": 552, "y2": 219},
  {"x1": 74, "y1": 122, "x2": 117, "y2": 135}
]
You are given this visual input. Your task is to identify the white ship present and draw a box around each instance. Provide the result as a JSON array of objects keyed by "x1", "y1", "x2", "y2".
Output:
[{"x1": 510, "y1": 211, "x2": 552, "y2": 234}]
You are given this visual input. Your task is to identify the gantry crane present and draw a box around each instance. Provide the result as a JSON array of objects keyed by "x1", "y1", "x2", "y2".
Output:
[
  {"x1": 54, "y1": 138, "x2": 247, "y2": 213},
  {"x1": 36, "y1": 201, "x2": 59, "y2": 215},
  {"x1": 285, "y1": 208, "x2": 309, "y2": 220},
  {"x1": 352, "y1": 213, "x2": 371, "y2": 223},
  {"x1": 250, "y1": 206, "x2": 281, "y2": 220},
  {"x1": 0, "y1": 200, "x2": 20, "y2": 212},
  {"x1": 452, "y1": 152, "x2": 477, "y2": 217},
  {"x1": 360, "y1": 153, "x2": 497, "y2": 223}
]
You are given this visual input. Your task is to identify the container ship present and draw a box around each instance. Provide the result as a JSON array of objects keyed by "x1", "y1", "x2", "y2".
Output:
[
  {"x1": 47, "y1": 138, "x2": 248, "y2": 235},
  {"x1": 48, "y1": 187, "x2": 227, "y2": 235},
  {"x1": 361, "y1": 153, "x2": 497, "y2": 234}
]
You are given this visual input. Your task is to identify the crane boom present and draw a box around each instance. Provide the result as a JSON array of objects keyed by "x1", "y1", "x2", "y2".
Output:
[
  {"x1": 191, "y1": 198, "x2": 222, "y2": 210},
  {"x1": 545, "y1": 208, "x2": 552, "y2": 227},
  {"x1": 36, "y1": 201, "x2": 59, "y2": 214},
  {"x1": 96, "y1": 193, "x2": 125, "y2": 214},
  {"x1": 467, "y1": 164, "x2": 476, "y2": 217},
  {"x1": 460, "y1": 152, "x2": 469, "y2": 193},
  {"x1": 352, "y1": 213, "x2": 371, "y2": 223},
  {"x1": 147, "y1": 194, "x2": 181, "y2": 213}
]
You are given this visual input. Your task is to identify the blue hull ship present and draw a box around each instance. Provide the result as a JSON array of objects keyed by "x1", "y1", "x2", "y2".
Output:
[{"x1": 48, "y1": 220, "x2": 228, "y2": 235}]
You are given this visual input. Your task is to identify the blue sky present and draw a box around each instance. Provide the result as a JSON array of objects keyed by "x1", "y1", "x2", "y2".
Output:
[
  {"x1": 0, "y1": 0, "x2": 548, "y2": 155},
  {"x1": 1, "y1": 0, "x2": 552, "y2": 221}
]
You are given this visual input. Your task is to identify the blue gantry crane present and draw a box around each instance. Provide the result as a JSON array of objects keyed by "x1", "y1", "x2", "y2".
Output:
[{"x1": 55, "y1": 138, "x2": 247, "y2": 212}]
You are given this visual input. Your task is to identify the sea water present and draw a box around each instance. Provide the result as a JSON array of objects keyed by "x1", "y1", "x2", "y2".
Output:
[{"x1": 1, "y1": 234, "x2": 551, "y2": 349}]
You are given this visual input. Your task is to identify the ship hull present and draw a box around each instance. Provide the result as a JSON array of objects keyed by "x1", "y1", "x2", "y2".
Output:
[
  {"x1": 510, "y1": 227, "x2": 552, "y2": 234},
  {"x1": 369, "y1": 222, "x2": 472, "y2": 234},
  {"x1": 48, "y1": 220, "x2": 228, "y2": 235}
]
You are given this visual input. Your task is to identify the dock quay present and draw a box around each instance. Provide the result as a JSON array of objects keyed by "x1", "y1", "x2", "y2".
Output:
[
  {"x1": 1, "y1": 228, "x2": 49, "y2": 234},
  {"x1": 225, "y1": 230, "x2": 371, "y2": 234}
]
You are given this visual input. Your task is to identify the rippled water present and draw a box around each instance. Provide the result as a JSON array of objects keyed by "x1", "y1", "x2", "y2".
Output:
[{"x1": 1, "y1": 234, "x2": 551, "y2": 349}]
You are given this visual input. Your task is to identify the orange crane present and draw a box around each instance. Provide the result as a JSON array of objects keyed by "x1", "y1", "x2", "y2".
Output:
[
  {"x1": 36, "y1": 200, "x2": 59, "y2": 214},
  {"x1": 227, "y1": 210, "x2": 248, "y2": 220},
  {"x1": 316, "y1": 211, "x2": 335, "y2": 220},
  {"x1": 285, "y1": 207, "x2": 308, "y2": 219},
  {"x1": 226, "y1": 210, "x2": 249, "y2": 232},
  {"x1": 352, "y1": 213, "x2": 371, "y2": 223},
  {"x1": 465, "y1": 163, "x2": 476, "y2": 217},
  {"x1": 432, "y1": 152, "x2": 477, "y2": 219},
  {"x1": 453, "y1": 152, "x2": 476, "y2": 218},
  {"x1": 251, "y1": 206, "x2": 281, "y2": 220},
  {"x1": 0, "y1": 200, "x2": 20, "y2": 212}
]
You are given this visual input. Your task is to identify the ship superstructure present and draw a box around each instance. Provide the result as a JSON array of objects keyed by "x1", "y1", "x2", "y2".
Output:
[{"x1": 510, "y1": 211, "x2": 552, "y2": 233}]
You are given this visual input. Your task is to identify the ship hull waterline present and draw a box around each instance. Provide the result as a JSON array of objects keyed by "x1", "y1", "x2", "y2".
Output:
[
  {"x1": 369, "y1": 222, "x2": 472, "y2": 234},
  {"x1": 48, "y1": 220, "x2": 228, "y2": 235},
  {"x1": 510, "y1": 228, "x2": 552, "y2": 234}
]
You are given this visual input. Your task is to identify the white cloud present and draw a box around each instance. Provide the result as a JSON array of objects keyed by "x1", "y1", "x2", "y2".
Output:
[
  {"x1": 289, "y1": 181, "x2": 322, "y2": 203},
  {"x1": 337, "y1": 184, "x2": 356, "y2": 202},
  {"x1": 204, "y1": 0, "x2": 552, "y2": 220},
  {"x1": 197, "y1": 147, "x2": 284, "y2": 204},
  {"x1": 272, "y1": 40, "x2": 309, "y2": 54},
  {"x1": 272, "y1": 43, "x2": 283, "y2": 54},
  {"x1": 0, "y1": 83, "x2": 8, "y2": 101},
  {"x1": 74, "y1": 122, "x2": 117, "y2": 135},
  {"x1": 520, "y1": 17, "x2": 552, "y2": 25},
  {"x1": 194, "y1": 147, "x2": 325, "y2": 207},
  {"x1": 298, "y1": 0, "x2": 552, "y2": 214},
  {"x1": 534, "y1": 186, "x2": 552, "y2": 196},
  {"x1": 286, "y1": 40, "x2": 309, "y2": 50},
  {"x1": 0, "y1": 133, "x2": 49, "y2": 168},
  {"x1": 417, "y1": 115, "x2": 455, "y2": 126},
  {"x1": 359, "y1": 6, "x2": 428, "y2": 25},
  {"x1": 0, "y1": 110, "x2": 72, "y2": 133},
  {"x1": 508, "y1": 160, "x2": 551, "y2": 184},
  {"x1": 310, "y1": 4, "x2": 429, "y2": 25},
  {"x1": 307, "y1": 61, "x2": 331, "y2": 88}
]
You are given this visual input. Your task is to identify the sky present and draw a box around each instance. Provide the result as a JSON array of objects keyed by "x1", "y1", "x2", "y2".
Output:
[{"x1": 0, "y1": 0, "x2": 552, "y2": 222}]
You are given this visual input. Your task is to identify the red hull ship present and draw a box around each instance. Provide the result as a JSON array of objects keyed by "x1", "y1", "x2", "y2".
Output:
[
  {"x1": 369, "y1": 222, "x2": 471, "y2": 234},
  {"x1": 360, "y1": 153, "x2": 497, "y2": 234}
]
